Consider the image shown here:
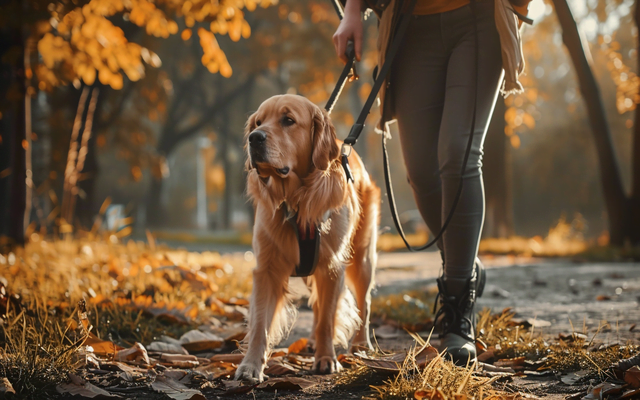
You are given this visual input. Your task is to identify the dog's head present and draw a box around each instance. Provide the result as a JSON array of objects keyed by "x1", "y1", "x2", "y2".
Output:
[{"x1": 244, "y1": 94, "x2": 340, "y2": 180}]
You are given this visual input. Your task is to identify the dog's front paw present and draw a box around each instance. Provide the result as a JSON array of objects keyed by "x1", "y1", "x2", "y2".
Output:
[
  {"x1": 313, "y1": 355, "x2": 343, "y2": 374},
  {"x1": 235, "y1": 361, "x2": 265, "y2": 383}
]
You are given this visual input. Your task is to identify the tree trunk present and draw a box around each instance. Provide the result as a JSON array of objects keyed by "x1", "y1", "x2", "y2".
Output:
[
  {"x1": 0, "y1": 23, "x2": 26, "y2": 248},
  {"x1": 482, "y1": 98, "x2": 514, "y2": 238},
  {"x1": 553, "y1": 0, "x2": 629, "y2": 245},
  {"x1": 146, "y1": 175, "x2": 165, "y2": 227},
  {"x1": 220, "y1": 123, "x2": 231, "y2": 231},
  {"x1": 631, "y1": 0, "x2": 640, "y2": 244}
]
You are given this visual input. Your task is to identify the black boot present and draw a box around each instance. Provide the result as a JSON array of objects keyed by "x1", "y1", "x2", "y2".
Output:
[{"x1": 434, "y1": 259, "x2": 486, "y2": 366}]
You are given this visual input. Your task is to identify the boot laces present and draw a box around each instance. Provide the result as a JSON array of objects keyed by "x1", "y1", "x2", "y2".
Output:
[{"x1": 433, "y1": 286, "x2": 475, "y2": 342}]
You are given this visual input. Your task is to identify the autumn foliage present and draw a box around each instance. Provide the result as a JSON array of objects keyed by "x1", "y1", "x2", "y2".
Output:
[{"x1": 35, "y1": 0, "x2": 276, "y2": 91}]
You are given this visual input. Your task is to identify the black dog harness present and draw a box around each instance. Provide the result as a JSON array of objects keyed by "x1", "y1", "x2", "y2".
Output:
[{"x1": 287, "y1": 211, "x2": 321, "y2": 277}]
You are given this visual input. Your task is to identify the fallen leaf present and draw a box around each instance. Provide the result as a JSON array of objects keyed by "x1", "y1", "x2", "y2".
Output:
[
  {"x1": 222, "y1": 380, "x2": 256, "y2": 395},
  {"x1": 354, "y1": 346, "x2": 437, "y2": 372},
  {"x1": 84, "y1": 334, "x2": 124, "y2": 356},
  {"x1": 56, "y1": 381, "x2": 121, "y2": 399},
  {"x1": 415, "y1": 388, "x2": 446, "y2": 400},
  {"x1": 374, "y1": 324, "x2": 400, "y2": 339},
  {"x1": 211, "y1": 353, "x2": 244, "y2": 364},
  {"x1": 115, "y1": 342, "x2": 150, "y2": 365},
  {"x1": 480, "y1": 363, "x2": 515, "y2": 374},
  {"x1": 630, "y1": 324, "x2": 636, "y2": 332},
  {"x1": 264, "y1": 363, "x2": 296, "y2": 376},
  {"x1": 287, "y1": 338, "x2": 309, "y2": 355},
  {"x1": 621, "y1": 388, "x2": 640, "y2": 399},
  {"x1": 0, "y1": 378, "x2": 15, "y2": 395},
  {"x1": 256, "y1": 376, "x2": 317, "y2": 391},
  {"x1": 526, "y1": 318, "x2": 551, "y2": 328},
  {"x1": 477, "y1": 349, "x2": 495, "y2": 363},
  {"x1": 494, "y1": 357, "x2": 525, "y2": 369},
  {"x1": 582, "y1": 382, "x2": 624, "y2": 399},
  {"x1": 151, "y1": 375, "x2": 205, "y2": 400},
  {"x1": 195, "y1": 362, "x2": 237, "y2": 380},
  {"x1": 614, "y1": 353, "x2": 640, "y2": 371},
  {"x1": 180, "y1": 330, "x2": 224, "y2": 352},
  {"x1": 160, "y1": 353, "x2": 199, "y2": 368},
  {"x1": 147, "y1": 341, "x2": 188, "y2": 355},
  {"x1": 596, "y1": 295, "x2": 611, "y2": 301},
  {"x1": 625, "y1": 366, "x2": 640, "y2": 388},
  {"x1": 560, "y1": 370, "x2": 590, "y2": 385}
]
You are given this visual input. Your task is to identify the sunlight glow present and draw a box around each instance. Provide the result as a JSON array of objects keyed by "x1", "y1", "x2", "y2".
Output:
[{"x1": 528, "y1": 0, "x2": 546, "y2": 23}]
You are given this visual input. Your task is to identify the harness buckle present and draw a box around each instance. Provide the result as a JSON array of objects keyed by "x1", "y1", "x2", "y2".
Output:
[{"x1": 340, "y1": 144, "x2": 354, "y2": 183}]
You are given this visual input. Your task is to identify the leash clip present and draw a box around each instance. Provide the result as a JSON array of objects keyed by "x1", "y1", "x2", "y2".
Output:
[{"x1": 341, "y1": 144, "x2": 354, "y2": 183}]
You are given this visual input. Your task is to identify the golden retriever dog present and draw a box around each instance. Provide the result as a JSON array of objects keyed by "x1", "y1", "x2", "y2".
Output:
[{"x1": 235, "y1": 94, "x2": 380, "y2": 383}]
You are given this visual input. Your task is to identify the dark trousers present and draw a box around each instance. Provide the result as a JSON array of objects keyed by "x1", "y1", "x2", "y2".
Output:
[{"x1": 389, "y1": 0, "x2": 504, "y2": 279}]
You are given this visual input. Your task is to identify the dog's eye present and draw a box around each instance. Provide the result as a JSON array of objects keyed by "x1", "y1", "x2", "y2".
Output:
[
  {"x1": 256, "y1": 120, "x2": 261, "y2": 127},
  {"x1": 282, "y1": 117, "x2": 295, "y2": 127}
]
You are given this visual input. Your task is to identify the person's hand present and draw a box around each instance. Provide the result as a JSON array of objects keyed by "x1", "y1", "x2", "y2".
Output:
[{"x1": 332, "y1": 0, "x2": 363, "y2": 63}]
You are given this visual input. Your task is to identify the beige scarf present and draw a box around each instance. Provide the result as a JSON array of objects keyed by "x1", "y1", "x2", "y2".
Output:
[{"x1": 495, "y1": 0, "x2": 525, "y2": 96}]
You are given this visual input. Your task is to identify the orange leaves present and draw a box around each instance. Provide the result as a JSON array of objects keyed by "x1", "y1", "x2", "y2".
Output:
[
  {"x1": 198, "y1": 28, "x2": 232, "y2": 77},
  {"x1": 601, "y1": 36, "x2": 640, "y2": 115},
  {"x1": 35, "y1": 0, "x2": 271, "y2": 90},
  {"x1": 38, "y1": 33, "x2": 72, "y2": 69}
]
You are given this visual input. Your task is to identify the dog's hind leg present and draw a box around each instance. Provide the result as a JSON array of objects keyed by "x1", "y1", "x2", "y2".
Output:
[
  {"x1": 346, "y1": 185, "x2": 380, "y2": 352},
  {"x1": 235, "y1": 265, "x2": 293, "y2": 383}
]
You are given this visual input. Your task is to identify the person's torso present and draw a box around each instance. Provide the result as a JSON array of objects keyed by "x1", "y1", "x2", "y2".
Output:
[{"x1": 413, "y1": 0, "x2": 470, "y2": 15}]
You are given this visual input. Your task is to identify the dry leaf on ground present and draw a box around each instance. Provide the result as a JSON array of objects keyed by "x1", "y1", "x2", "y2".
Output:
[
  {"x1": 211, "y1": 353, "x2": 244, "y2": 364},
  {"x1": 355, "y1": 345, "x2": 438, "y2": 372},
  {"x1": 115, "y1": 342, "x2": 150, "y2": 364},
  {"x1": 179, "y1": 330, "x2": 224, "y2": 352},
  {"x1": 222, "y1": 380, "x2": 256, "y2": 395},
  {"x1": 287, "y1": 338, "x2": 309, "y2": 354},
  {"x1": 624, "y1": 365, "x2": 640, "y2": 388},
  {"x1": 0, "y1": 378, "x2": 15, "y2": 395},
  {"x1": 264, "y1": 362, "x2": 297, "y2": 376},
  {"x1": 147, "y1": 341, "x2": 188, "y2": 355},
  {"x1": 151, "y1": 375, "x2": 205, "y2": 400},
  {"x1": 85, "y1": 334, "x2": 123, "y2": 356},
  {"x1": 56, "y1": 381, "x2": 121, "y2": 399},
  {"x1": 160, "y1": 353, "x2": 200, "y2": 368},
  {"x1": 256, "y1": 376, "x2": 317, "y2": 391}
]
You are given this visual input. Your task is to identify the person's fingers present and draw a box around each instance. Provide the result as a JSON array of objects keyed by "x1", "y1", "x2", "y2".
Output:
[
  {"x1": 337, "y1": 34, "x2": 348, "y2": 64},
  {"x1": 354, "y1": 32, "x2": 362, "y2": 62}
]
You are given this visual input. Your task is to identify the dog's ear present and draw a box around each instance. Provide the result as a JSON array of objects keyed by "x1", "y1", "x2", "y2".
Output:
[
  {"x1": 312, "y1": 107, "x2": 340, "y2": 171},
  {"x1": 244, "y1": 112, "x2": 257, "y2": 171}
]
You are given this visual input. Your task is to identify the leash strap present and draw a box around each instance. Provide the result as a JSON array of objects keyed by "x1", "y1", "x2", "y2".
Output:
[{"x1": 342, "y1": 0, "x2": 418, "y2": 146}]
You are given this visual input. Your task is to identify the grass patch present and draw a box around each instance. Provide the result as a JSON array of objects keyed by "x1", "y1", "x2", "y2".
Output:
[
  {"x1": 371, "y1": 288, "x2": 437, "y2": 331},
  {"x1": 0, "y1": 301, "x2": 82, "y2": 398},
  {"x1": 0, "y1": 233, "x2": 255, "y2": 398},
  {"x1": 476, "y1": 308, "x2": 640, "y2": 373}
]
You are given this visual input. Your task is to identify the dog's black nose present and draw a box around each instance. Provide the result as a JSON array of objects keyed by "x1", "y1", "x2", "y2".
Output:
[{"x1": 249, "y1": 130, "x2": 266, "y2": 146}]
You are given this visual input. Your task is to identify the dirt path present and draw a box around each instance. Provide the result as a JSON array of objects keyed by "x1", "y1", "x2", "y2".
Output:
[{"x1": 275, "y1": 255, "x2": 640, "y2": 399}]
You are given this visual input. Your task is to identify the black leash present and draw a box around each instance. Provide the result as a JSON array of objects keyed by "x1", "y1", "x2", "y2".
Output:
[{"x1": 328, "y1": 0, "x2": 479, "y2": 252}]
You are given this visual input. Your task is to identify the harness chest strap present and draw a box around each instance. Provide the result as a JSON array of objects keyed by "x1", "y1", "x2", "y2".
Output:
[{"x1": 285, "y1": 208, "x2": 331, "y2": 277}]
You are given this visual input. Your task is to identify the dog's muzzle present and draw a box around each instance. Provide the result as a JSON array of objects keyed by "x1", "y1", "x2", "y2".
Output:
[{"x1": 249, "y1": 129, "x2": 267, "y2": 166}]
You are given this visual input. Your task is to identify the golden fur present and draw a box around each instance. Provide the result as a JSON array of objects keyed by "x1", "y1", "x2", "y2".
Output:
[{"x1": 235, "y1": 95, "x2": 380, "y2": 382}]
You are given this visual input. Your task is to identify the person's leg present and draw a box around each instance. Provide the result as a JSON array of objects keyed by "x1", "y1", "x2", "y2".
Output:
[
  {"x1": 389, "y1": 14, "x2": 450, "y2": 248},
  {"x1": 435, "y1": 0, "x2": 504, "y2": 364},
  {"x1": 439, "y1": 0, "x2": 503, "y2": 281}
]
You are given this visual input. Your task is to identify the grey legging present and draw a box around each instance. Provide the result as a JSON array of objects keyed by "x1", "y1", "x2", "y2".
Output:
[{"x1": 389, "y1": 0, "x2": 504, "y2": 280}]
